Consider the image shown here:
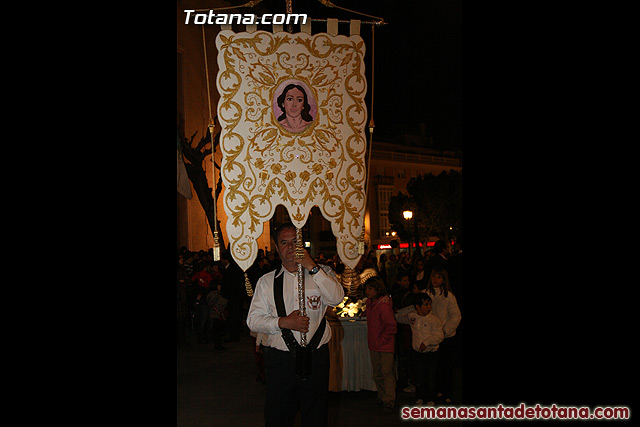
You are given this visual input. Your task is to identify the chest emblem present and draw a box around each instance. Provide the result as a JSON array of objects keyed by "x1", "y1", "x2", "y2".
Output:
[{"x1": 307, "y1": 295, "x2": 321, "y2": 310}]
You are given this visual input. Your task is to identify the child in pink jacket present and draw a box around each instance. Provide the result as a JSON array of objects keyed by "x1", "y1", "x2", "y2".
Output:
[{"x1": 364, "y1": 276, "x2": 397, "y2": 410}]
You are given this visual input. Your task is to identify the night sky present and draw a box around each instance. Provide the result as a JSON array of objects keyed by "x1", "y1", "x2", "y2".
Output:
[{"x1": 252, "y1": 0, "x2": 462, "y2": 151}]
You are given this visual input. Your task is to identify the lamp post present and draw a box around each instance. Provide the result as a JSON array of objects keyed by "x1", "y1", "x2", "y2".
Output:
[{"x1": 403, "y1": 210, "x2": 413, "y2": 256}]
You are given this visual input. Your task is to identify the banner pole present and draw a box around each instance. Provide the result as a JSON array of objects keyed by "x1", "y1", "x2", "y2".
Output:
[{"x1": 295, "y1": 226, "x2": 307, "y2": 347}]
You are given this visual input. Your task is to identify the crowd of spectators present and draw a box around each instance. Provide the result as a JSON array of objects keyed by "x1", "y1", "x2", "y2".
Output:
[{"x1": 177, "y1": 238, "x2": 463, "y2": 406}]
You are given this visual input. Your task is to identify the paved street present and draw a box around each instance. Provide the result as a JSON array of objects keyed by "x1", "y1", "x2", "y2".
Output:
[{"x1": 177, "y1": 330, "x2": 462, "y2": 426}]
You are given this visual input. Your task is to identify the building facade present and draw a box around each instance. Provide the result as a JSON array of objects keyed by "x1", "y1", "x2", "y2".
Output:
[{"x1": 366, "y1": 141, "x2": 461, "y2": 256}]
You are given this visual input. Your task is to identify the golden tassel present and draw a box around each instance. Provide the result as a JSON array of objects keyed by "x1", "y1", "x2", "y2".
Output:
[
  {"x1": 212, "y1": 231, "x2": 220, "y2": 261},
  {"x1": 244, "y1": 272, "x2": 253, "y2": 297},
  {"x1": 358, "y1": 227, "x2": 365, "y2": 255}
]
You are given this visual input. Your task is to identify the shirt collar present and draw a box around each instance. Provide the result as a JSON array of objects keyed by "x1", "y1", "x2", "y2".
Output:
[{"x1": 275, "y1": 266, "x2": 296, "y2": 278}]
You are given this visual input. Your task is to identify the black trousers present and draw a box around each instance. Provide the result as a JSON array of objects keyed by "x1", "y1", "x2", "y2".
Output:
[
  {"x1": 436, "y1": 336, "x2": 456, "y2": 398},
  {"x1": 412, "y1": 349, "x2": 438, "y2": 402},
  {"x1": 264, "y1": 344, "x2": 329, "y2": 427}
]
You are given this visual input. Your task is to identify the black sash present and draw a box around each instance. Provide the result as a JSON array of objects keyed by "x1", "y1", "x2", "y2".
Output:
[{"x1": 274, "y1": 268, "x2": 326, "y2": 380}]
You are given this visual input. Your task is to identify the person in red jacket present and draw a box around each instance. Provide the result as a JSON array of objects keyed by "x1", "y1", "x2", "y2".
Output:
[
  {"x1": 192, "y1": 264, "x2": 214, "y2": 344},
  {"x1": 364, "y1": 276, "x2": 397, "y2": 411}
]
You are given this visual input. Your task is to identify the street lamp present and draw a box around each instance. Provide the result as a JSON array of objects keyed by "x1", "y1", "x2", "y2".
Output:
[{"x1": 403, "y1": 210, "x2": 413, "y2": 255}]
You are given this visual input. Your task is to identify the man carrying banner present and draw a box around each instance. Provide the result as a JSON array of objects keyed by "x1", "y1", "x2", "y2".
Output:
[{"x1": 247, "y1": 222, "x2": 344, "y2": 427}]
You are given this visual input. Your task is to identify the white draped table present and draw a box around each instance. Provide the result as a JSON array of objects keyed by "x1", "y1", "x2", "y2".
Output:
[{"x1": 327, "y1": 317, "x2": 377, "y2": 392}]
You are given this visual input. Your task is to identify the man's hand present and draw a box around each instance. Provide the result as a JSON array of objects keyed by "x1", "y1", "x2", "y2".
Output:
[
  {"x1": 296, "y1": 248, "x2": 317, "y2": 273},
  {"x1": 278, "y1": 309, "x2": 310, "y2": 333}
]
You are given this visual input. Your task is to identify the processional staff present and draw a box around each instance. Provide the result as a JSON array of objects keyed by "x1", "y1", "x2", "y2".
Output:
[{"x1": 295, "y1": 227, "x2": 307, "y2": 346}]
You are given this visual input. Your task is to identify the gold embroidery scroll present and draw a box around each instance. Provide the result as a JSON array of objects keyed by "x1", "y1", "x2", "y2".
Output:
[{"x1": 215, "y1": 30, "x2": 368, "y2": 272}]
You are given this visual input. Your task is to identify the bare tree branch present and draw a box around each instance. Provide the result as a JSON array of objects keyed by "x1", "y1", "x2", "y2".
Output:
[{"x1": 178, "y1": 118, "x2": 226, "y2": 250}]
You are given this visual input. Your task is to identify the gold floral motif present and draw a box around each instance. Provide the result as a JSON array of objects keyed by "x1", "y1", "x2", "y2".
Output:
[
  {"x1": 216, "y1": 30, "x2": 368, "y2": 272},
  {"x1": 284, "y1": 170, "x2": 297, "y2": 182}
]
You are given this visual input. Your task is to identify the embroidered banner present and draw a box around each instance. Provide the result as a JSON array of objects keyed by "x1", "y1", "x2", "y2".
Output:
[{"x1": 216, "y1": 30, "x2": 367, "y2": 272}]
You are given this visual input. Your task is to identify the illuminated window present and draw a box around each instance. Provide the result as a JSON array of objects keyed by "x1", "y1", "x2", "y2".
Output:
[{"x1": 377, "y1": 185, "x2": 394, "y2": 237}]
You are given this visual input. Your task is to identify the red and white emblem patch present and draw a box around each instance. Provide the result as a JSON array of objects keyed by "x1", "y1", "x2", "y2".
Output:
[{"x1": 307, "y1": 295, "x2": 321, "y2": 310}]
